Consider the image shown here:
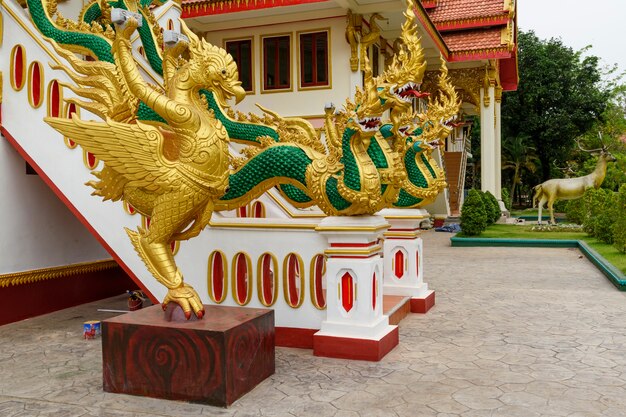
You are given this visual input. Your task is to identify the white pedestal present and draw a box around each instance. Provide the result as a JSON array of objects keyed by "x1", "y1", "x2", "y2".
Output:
[
  {"x1": 313, "y1": 216, "x2": 398, "y2": 361},
  {"x1": 380, "y1": 209, "x2": 435, "y2": 313}
]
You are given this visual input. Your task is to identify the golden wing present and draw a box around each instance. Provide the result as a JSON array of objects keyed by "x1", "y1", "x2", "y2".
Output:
[
  {"x1": 48, "y1": 40, "x2": 139, "y2": 123},
  {"x1": 45, "y1": 115, "x2": 178, "y2": 193}
]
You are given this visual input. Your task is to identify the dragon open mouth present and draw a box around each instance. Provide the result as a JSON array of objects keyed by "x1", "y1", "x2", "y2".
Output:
[
  {"x1": 358, "y1": 117, "x2": 382, "y2": 132},
  {"x1": 393, "y1": 82, "x2": 430, "y2": 102},
  {"x1": 398, "y1": 125, "x2": 412, "y2": 136},
  {"x1": 442, "y1": 115, "x2": 460, "y2": 128}
]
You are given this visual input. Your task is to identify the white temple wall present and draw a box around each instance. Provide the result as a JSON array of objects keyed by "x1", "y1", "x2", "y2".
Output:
[{"x1": 203, "y1": 16, "x2": 353, "y2": 120}]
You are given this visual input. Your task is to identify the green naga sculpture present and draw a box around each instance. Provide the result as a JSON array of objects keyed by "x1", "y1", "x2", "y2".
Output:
[{"x1": 30, "y1": 0, "x2": 459, "y2": 317}]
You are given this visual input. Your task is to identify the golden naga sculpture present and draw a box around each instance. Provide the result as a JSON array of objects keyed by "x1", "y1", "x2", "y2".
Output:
[
  {"x1": 533, "y1": 138, "x2": 616, "y2": 224},
  {"x1": 32, "y1": 0, "x2": 459, "y2": 318},
  {"x1": 45, "y1": 17, "x2": 245, "y2": 319}
]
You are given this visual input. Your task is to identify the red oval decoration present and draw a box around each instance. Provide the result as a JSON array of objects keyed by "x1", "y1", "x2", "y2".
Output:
[
  {"x1": 394, "y1": 250, "x2": 405, "y2": 279},
  {"x1": 416, "y1": 250, "x2": 420, "y2": 276},
  {"x1": 211, "y1": 252, "x2": 225, "y2": 302},
  {"x1": 253, "y1": 202, "x2": 264, "y2": 218},
  {"x1": 87, "y1": 151, "x2": 97, "y2": 168},
  {"x1": 31, "y1": 63, "x2": 42, "y2": 107},
  {"x1": 260, "y1": 254, "x2": 274, "y2": 305},
  {"x1": 341, "y1": 272, "x2": 354, "y2": 313},
  {"x1": 372, "y1": 271, "x2": 377, "y2": 311},
  {"x1": 313, "y1": 255, "x2": 326, "y2": 308},
  {"x1": 286, "y1": 254, "x2": 300, "y2": 306},
  {"x1": 235, "y1": 253, "x2": 249, "y2": 304},
  {"x1": 12, "y1": 46, "x2": 25, "y2": 90}
]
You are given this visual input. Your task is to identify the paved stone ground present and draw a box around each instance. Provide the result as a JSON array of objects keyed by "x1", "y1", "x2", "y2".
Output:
[{"x1": 1, "y1": 230, "x2": 626, "y2": 417}]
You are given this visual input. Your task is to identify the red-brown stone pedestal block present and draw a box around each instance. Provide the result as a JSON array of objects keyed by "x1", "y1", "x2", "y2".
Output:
[{"x1": 102, "y1": 305, "x2": 275, "y2": 407}]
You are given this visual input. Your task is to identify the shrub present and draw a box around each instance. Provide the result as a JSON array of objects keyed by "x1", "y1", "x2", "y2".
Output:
[
  {"x1": 485, "y1": 191, "x2": 502, "y2": 223},
  {"x1": 594, "y1": 192, "x2": 619, "y2": 244},
  {"x1": 613, "y1": 185, "x2": 626, "y2": 253},
  {"x1": 565, "y1": 198, "x2": 585, "y2": 225},
  {"x1": 583, "y1": 188, "x2": 615, "y2": 240},
  {"x1": 460, "y1": 189, "x2": 488, "y2": 236},
  {"x1": 552, "y1": 200, "x2": 568, "y2": 213},
  {"x1": 501, "y1": 188, "x2": 512, "y2": 211},
  {"x1": 478, "y1": 191, "x2": 499, "y2": 224}
]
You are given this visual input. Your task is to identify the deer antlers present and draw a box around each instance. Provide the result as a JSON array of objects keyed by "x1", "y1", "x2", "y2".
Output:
[{"x1": 575, "y1": 132, "x2": 609, "y2": 154}]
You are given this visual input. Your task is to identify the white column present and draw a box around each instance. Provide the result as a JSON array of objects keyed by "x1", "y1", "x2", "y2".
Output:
[
  {"x1": 494, "y1": 98, "x2": 502, "y2": 201},
  {"x1": 314, "y1": 216, "x2": 398, "y2": 360},
  {"x1": 480, "y1": 86, "x2": 496, "y2": 195}
]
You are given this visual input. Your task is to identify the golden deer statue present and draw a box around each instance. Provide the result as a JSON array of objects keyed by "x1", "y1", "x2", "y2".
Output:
[{"x1": 533, "y1": 139, "x2": 616, "y2": 224}]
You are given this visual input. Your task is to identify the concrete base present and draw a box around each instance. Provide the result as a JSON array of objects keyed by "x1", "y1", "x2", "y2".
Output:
[
  {"x1": 313, "y1": 325, "x2": 399, "y2": 361},
  {"x1": 410, "y1": 290, "x2": 436, "y2": 313}
]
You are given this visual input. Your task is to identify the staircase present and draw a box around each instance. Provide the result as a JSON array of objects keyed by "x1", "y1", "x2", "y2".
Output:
[
  {"x1": 443, "y1": 151, "x2": 463, "y2": 216},
  {"x1": 0, "y1": 0, "x2": 332, "y2": 332}
]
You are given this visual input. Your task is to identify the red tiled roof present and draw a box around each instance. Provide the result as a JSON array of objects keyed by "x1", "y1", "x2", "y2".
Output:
[
  {"x1": 427, "y1": 0, "x2": 508, "y2": 24},
  {"x1": 443, "y1": 28, "x2": 503, "y2": 52}
]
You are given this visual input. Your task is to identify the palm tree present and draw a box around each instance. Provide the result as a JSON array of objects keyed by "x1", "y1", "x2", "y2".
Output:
[{"x1": 502, "y1": 135, "x2": 539, "y2": 206}]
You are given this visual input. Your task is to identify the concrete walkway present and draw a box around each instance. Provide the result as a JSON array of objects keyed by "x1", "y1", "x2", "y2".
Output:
[{"x1": 1, "y1": 230, "x2": 626, "y2": 417}]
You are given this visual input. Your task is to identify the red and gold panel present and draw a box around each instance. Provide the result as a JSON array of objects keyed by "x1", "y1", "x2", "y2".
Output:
[
  {"x1": 282, "y1": 253, "x2": 304, "y2": 308},
  {"x1": 340, "y1": 271, "x2": 354, "y2": 313},
  {"x1": 123, "y1": 201, "x2": 137, "y2": 215},
  {"x1": 372, "y1": 271, "x2": 377, "y2": 311},
  {"x1": 208, "y1": 251, "x2": 228, "y2": 303},
  {"x1": 256, "y1": 253, "x2": 278, "y2": 307},
  {"x1": 63, "y1": 102, "x2": 79, "y2": 149},
  {"x1": 27, "y1": 61, "x2": 44, "y2": 108},
  {"x1": 231, "y1": 252, "x2": 252, "y2": 306},
  {"x1": 309, "y1": 254, "x2": 326, "y2": 309},
  {"x1": 83, "y1": 149, "x2": 99, "y2": 169},
  {"x1": 252, "y1": 201, "x2": 265, "y2": 218},
  {"x1": 10, "y1": 45, "x2": 26, "y2": 91},
  {"x1": 47, "y1": 79, "x2": 63, "y2": 117}
]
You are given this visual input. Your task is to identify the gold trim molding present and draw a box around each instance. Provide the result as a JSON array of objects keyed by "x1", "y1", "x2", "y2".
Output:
[{"x1": 0, "y1": 259, "x2": 118, "y2": 288}]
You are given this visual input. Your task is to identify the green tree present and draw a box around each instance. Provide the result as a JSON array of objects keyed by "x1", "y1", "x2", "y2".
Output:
[
  {"x1": 460, "y1": 189, "x2": 488, "y2": 236},
  {"x1": 501, "y1": 135, "x2": 538, "y2": 204},
  {"x1": 501, "y1": 31, "x2": 611, "y2": 182}
]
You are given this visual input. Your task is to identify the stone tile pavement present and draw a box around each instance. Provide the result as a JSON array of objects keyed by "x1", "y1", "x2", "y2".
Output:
[{"x1": 1, "y1": 230, "x2": 626, "y2": 417}]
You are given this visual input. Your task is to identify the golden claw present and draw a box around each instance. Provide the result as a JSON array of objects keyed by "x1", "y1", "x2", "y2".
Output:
[{"x1": 162, "y1": 283, "x2": 205, "y2": 319}]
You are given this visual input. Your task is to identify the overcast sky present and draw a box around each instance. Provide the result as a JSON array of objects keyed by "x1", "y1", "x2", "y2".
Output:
[{"x1": 517, "y1": 0, "x2": 626, "y2": 78}]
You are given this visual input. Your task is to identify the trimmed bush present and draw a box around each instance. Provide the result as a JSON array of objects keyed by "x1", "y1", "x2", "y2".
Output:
[
  {"x1": 460, "y1": 189, "x2": 488, "y2": 236},
  {"x1": 594, "y1": 191, "x2": 618, "y2": 244},
  {"x1": 485, "y1": 191, "x2": 502, "y2": 223},
  {"x1": 552, "y1": 199, "x2": 568, "y2": 213},
  {"x1": 565, "y1": 198, "x2": 585, "y2": 224},
  {"x1": 583, "y1": 188, "x2": 615, "y2": 241},
  {"x1": 501, "y1": 188, "x2": 512, "y2": 211},
  {"x1": 613, "y1": 185, "x2": 626, "y2": 253}
]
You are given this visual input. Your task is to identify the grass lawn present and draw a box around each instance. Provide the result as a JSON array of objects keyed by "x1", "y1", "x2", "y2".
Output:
[{"x1": 472, "y1": 224, "x2": 626, "y2": 274}]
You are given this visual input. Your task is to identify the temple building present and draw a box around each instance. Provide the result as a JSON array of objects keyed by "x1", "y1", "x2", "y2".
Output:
[{"x1": 0, "y1": 0, "x2": 517, "y2": 340}]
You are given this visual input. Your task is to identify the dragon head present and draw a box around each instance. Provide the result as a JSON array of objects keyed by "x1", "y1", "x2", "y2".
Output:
[
  {"x1": 183, "y1": 23, "x2": 246, "y2": 106},
  {"x1": 393, "y1": 111, "x2": 438, "y2": 158},
  {"x1": 339, "y1": 58, "x2": 384, "y2": 140},
  {"x1": 377, "y1": 0, "x2": 428, "y2": 113},
  {"x1": 419, "y1": 57, "x2": 461, "y2": 147}
]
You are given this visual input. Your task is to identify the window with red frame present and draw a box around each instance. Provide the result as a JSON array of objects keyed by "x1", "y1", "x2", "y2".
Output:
[
  {"x1": 226, "y1": 39, "x2": 253, "y2": 92},
  {"x1": 299, "y1": 31, "x2": 328, "y2": 87},
  {"x1": 263, "y1": 35, "x2": 291, "y2": 90}
]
